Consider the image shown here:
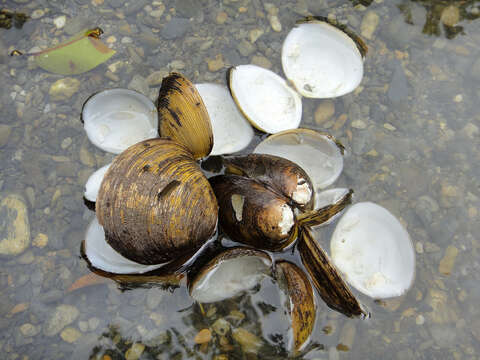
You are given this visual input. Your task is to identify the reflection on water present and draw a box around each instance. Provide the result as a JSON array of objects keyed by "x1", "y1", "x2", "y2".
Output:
[{"x1": 1, "y1": 0, "x2": 480, "y2": 359}]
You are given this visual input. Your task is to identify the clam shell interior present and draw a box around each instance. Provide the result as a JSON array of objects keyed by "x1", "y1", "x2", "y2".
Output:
[
  {"x1": 82, "y1": 89, "x2": 158, "y2": 154},
  {"x1": 282, "y1": 21, "x2": 364, "y2": 98},
  {"x1": 84, "y1": 163, "x2": 111, "y2": 202},
  {"x1": 84, "y1": 218, "x2": 166, "y2": 274},
  {"x1": 190, "y1": 250, "x2": 272, "y2": 303},
  {"x1": 196, "y1": 83, "x2": 254, "y2": 155},
  {"x1": 254, "y1": 129, "x2": 344, "y2": 191},
  {"x1": 229, "y1": 64, "x2": 302, "y2": 134},
  {"x1": 330, "y1": 202, "x2": 415, "y2": 299}
]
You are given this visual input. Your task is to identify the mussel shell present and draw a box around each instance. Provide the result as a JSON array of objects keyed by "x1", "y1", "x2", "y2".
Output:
[
  {"x1": 276, "y1": 261, "x2": 315, "y2": 354},
  {"x1": 223, "y1": 153, "x2": 314, "y2": 209},
  {"x1": 157, "y1": 73, "x2": 213, "y2": 159},
  {"x1": 210, "y1": 175, "x2": 296, "y2": 251},
  {"x1": 299, "y1": 227, "x2": 366, "y2": 318},
  {"x1": 96, "y1": 138, "x2": 218, "y2": 265}
]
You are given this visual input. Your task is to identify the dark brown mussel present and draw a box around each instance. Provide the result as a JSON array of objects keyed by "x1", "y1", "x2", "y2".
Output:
[
  {"x1": 95, "y1": 138, "x2": 218, "y2": 265},
  {"x1": 188, "y1": 247, "x2": 273, "y2": 303},
  {"x1": 210, "y1": 175, "x2": 298, "y2": 251},
  {"x1": 299, "y1": 227, "x2": 367, "y2": 318},
  {"x1": 223, "y1": 153, "x2": 314, "y2": 209}
]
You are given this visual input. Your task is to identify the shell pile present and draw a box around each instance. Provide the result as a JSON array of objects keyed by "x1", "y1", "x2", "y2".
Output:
[{"x1": 80, "y1": 18, "x2": 415, "y2": 355}]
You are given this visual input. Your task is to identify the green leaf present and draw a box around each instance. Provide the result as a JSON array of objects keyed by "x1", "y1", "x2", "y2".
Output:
[{"x1": 34, "y1": 28, "x2": 115, "y2": 75}]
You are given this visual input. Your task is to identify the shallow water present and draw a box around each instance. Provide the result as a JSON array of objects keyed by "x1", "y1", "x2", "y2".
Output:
[{"x1": 1, "y1": 0, "x2": 480, "y2": 359}]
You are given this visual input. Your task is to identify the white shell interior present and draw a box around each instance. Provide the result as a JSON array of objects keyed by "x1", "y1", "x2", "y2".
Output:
[
  {"x1": 190, "y1": 254, "x2": 272, "y2": 303},
  {"x1": 84, "y1": 218, "x2": 165, "y2": 274},
  {"x1": 229, "y1": 65, "x2": 302, "y2": 134},
  {"x1": 196, "y1": 83, "x2": 254, "y2": 155},
  {"x1": 254, "y1": 129, "x2": 344, "y2": 191},
  {"x1": 282, "y1": 21, "x2": 364, "y2": 98},
  {"x1": 83, "y1": 89, "x2": 159, "y2": 154},
  {"x1": 330, "y1": 202, "x2": 415, "y2": 299},
  {"x1": 84, "y1": 163, "x2": 111, "y2": 202}
]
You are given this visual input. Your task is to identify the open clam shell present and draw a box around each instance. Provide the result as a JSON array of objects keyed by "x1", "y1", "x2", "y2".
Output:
[
  {"x1": 196, "y1": 83, "x2": 254, "y2": 155},
  {"x1": 84, "y1": 163, "x2": 111, "y2": 202},
  {"x1": 96, "y1": 138, "x2": 218, "y2": 265},
  {"x1": 330, "y1": 202, "x2": 415, "y2": 299},
  {"x1": 188, "y1": 247, "x2": 272, "y2": 303},
  {"x1": 82, "y1": 89, "x2": 158, "y2": 154},
  {"x1": 228, "y1": 65, "x2": 302, "y2": 134},
  {"x1": 84, "y1": 217, "x2": 166, "y2": 274},
  {"x1": 276, "y1": 261, "x2": 315, "y2": 354},
  {"x1": 254, "y1": 129, "x2": 344, "y2": 191},
  {"x1": 157, "y1": 73, "x2": 213, "y2": 159},
  {"x1": 282, "y1": 19, "x2": 365, "y2": 98}
]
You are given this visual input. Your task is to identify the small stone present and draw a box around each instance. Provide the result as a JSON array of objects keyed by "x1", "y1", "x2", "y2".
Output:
[
  {"x1": 440, "y1": 5, "x2": 460, "y2": 27},
  {"x1": 169, "y1": 59, "x2": 186, "y2": 70},
  {"x1": 216, "y1": 11, "x2": 228, "y2": 24},
  {"x1": 416, "y1": 314, "x2": 425, "y2": 325},
  {"x1": 237, "y1": 40, "x2": 255, "y2": 57},
  {"x1": 61, "y1": 137, "x2": 73, "y2": 149},
  {"x1": 128, "y1": 75, "x2": 149, "y2": 95},
  {"x1": 194, "y1": 328, "x2": 212, "y2": 344},
  {"x1": 441, "y1": 184, "x2": 457, "y2": 198},
  {"x1": 462, "y1": 123, "x2": 479, "y2": 139},
  {"x1": 44, "y1": 305, "x2": 79, "y2": 336},
  {"x1": 0, "y1": 194, "x2": 30, "y2": 256},
  {"x1": 269, "y1": 15, "x2": 282, "y2": 32},
  {"x1": 415, "y1": 242, "x2": 424, "y2": 254},
  {"x1": 33, "y1": 233, "x2": 48, "y2": 248},
  {"x1": 251, "y1": 55, "x2": 272, "y2": 69},
  {"x1": 31, "y1": 9, "x2": 45, "y2": 19},
  {"x1": 146, "y1": 70, "x2": 169, "y2": 87},
  {"x1": 383, "y1": 123, "x2": 396, "y2": 131},
  {"x1": 106, "y1": 36, "x2": 117, "y2": 44},
  {"x1": 20, "y1": 323, "x2": 40, "y2": 337},
  {"x1": 232, "y1": 328, "x2": 261, "y2": 354},
  {"x1": 161, "y1": 17, "x2": 190, "y2": 40},
  {"x1": 249, "y1": 28, "x2": 264, "y2": 43},
  {"x1": 438, "y1": 245, "x2": 458, "y2": 276},
  {"x1": 92, "y1": 0, "x2": 104, "y2": 5},
  {"x1": 9, "y1": 303, "x2": 29, "y2": 316},
  {"x1": 78, "y1": 321, "x2": 89, "y2": 332},
  {"x1": 207, "y1": 54, "x2": 224, "y2": 72},
  {"x1": 351, "y1": 120, "x2": 367, "y2": 129},
  {"x1": 314, "y1": 100, "x2": 335, "y2": 125},
  {"x1": 0, "y1": 124, "x2": 12, "y2": 148},
  {"x1": 212, "y1": 318, "x2": 230, "y2": 336},
  {"x1": 53, "y1": 16, "x2": 67, "y2": 29},
  {"x1": 360, "y1": 11, "x2": 379, "y2": 40},
  {"x1": 88, "y1": 317, "x2": 100, "y2": 331},
  {"x1": 49, "y1": 78, "x2": 81, "y2": 101},
  {"x1": 18, "y1": 250, "x2": 34, "y2": 264},
  {"x1": 107, "y1": 61, "x2": 124, "y2": 73},
  {"x1": 453, "y1": 94, "x2": 463, "y2": 102},
  {"x1": 60, "y1": 327, "x2": 82, "y2": 343},
  {"x1": 125, "y1": 343, "x2": 145, "y2": 360},
  {"x1": 150, "y1": 5, "x2": 165, "y2": 18}
]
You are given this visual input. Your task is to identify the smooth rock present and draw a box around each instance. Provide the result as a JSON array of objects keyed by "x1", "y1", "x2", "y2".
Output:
[
  {"x1": 125, "y1": 343, "x2": 145, "y2": 360},
  {"x1": 269, "y1": 15, "x2": 282, "y2": 32},
  {"x1": 232, "y1": 328, "x2": 261, "y2": 354},
  {"x1": 19, "y1": 323, "x2": 40, "y2": 337},
  {"x1": 49, "y1": 78, "x2": 81, "y2": 102},
  {"x1": 33, "y1": 233, "x2": 48, "y2": 248},
  {"x1": 128, "y1": 75, "x2": 149, "y2": 96},
  {"x1": 207, "y1": 54, "x2": 224, "y2": 72},
  {"x1": 0, "y1": 194, "x2": 30, "y2": 256},
  {"x1": 238, "y1": 40, "x2": 255, "y2": 57},
  {"x1": 161, "y1": 17, "x2": 190, "y2": 39},
  {"x1": 53, "y1": 16, "x2": 67, "y2": 29},
  {"x1": 194, "y1": 329, "x2": 212, "y2": 344},
  {"x1": 251, "y1": 55, "x2": 272, "y2": 69},
  {"x1": 438, "y1": 245, "x2": 458, "y2": 275},
  {"x1": 44, "y1": 305, "x2": 79, "y2": 336},
  {"x1": 216, "y1": 11, "x2": 228, "y2": 24},
  {"x1": 0, "y1": 124, "x2": 12, "y2": 148},
  {"x1": 360, "y1": 11, "x2": 379, "y2": 40},
  {"x1": 314, "y1": 101, "x2": 335, "y2": 125},
  {"x1": 175, "y1": 0, "x2": 202, "y2": 18},
  {"x1": 60, "y1": 327, "x2": 82, "y2": 343},
  {"x1": 146, "y1": 70, "x2": 169, "y2": 87},
  {"x1": 440, "y1": 5, "x2": 460, "y2": 27}
]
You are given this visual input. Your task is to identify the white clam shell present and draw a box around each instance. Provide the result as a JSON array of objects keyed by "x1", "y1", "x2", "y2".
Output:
[
  {"x1": 196, "y1": 83, "x2": 254, "y2": 155},
  {"x1": 282, "y1": 21, "x2": 364, "y2": 98},
  {"x1": 84, "y1": 163, "x2": 111, "y2": 202},
  {"x1": 229, "y1": 65, "x2": 302, "y2": 134},
  {"x1": 190, "y1": 252, "x2": 272, "y2": 303},
  {"x1": 330, "y1": 202, "x2": 415, "y2": 299},
  {"x1": 254, "y1": 129, "x2": 344, "y2": 191},
  {"x1": 84, "y1": 218, "x2": 166, "y2": 274},
  {"x1": 83, "y1": 89, "x2": 159, "y2": 154}
]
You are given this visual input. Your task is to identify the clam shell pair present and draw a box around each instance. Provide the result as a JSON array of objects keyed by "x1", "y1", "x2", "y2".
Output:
[{"x1": 84, "y1": 73, "x2": 219, "y2": 273}]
